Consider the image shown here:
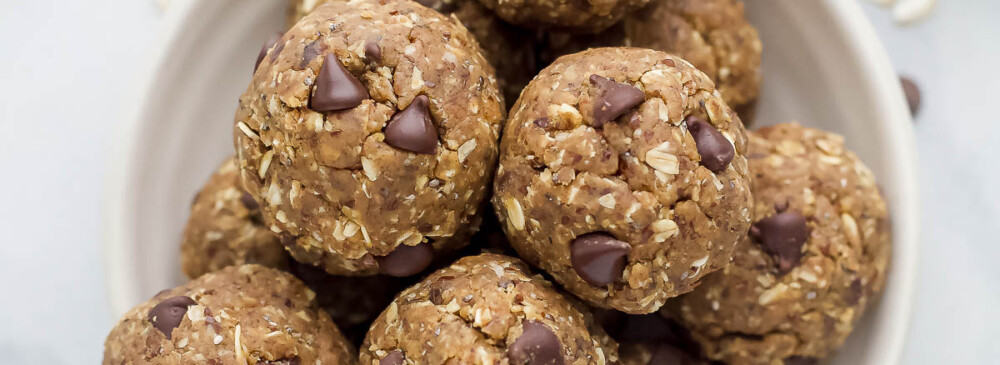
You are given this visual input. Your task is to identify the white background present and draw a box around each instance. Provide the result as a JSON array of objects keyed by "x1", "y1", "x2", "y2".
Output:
[{"x1": 0, "y1": 0, "x2": 997, "y2": 363}]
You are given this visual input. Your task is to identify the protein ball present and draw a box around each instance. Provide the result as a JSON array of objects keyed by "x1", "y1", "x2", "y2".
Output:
[
  {"x1": 492, "y1": 47, "x2": 753, "y2": 314},
  {"x1": 289, "y1": 0, "x2": 536, "y2": 107},
  {"x1": 537, "y1": 0, "x2": 762, "y2": 121},
  {"x1": 180, "y1": 157, "x2": 289, "y2": 279},
  {"x1": 360, "y1": 253, "x2": 620, "y2": 364},
  {"x1": 476, "y1": 0, "x2": 649, "y2": 33},
  {"x1": 103, "y1": 265, "x2": 356, "y2": 364},
  {"x1": 236, "y1": 0, "x2": 505, "y2": 276},
  {"x1": 624, "y1": 0, "x2": 762, "y2": 114},
  {"x1": 665, "y1": 123, "x2": 892, "y2": 364}
]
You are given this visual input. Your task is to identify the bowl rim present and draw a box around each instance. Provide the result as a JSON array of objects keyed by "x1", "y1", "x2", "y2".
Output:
[
  {"x1": 103, "y1": 0, "x2": 919, "y2": 362},
  {"x1": 820, "y1": 1, "x2": 920, "y2": 364},
  {"x1": 103, "y1": 0, "x2": 206, "y2": 321}
]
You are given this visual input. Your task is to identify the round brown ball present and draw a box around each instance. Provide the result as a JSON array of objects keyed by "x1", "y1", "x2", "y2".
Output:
[
  {"x1": 537, "y1": 0, "x2": 763, "y2": 119},
  {"x1": 360, "y1": 253, "x2": 620, "y2": 364},
  {"x1": 236, "y1": 0, "x2": 505, "y2": 276},
  {"x1": 180, "y1": 157, "x2": 288, "y2": 279},
  {"x1": 103, "y1": 264, "x2": 356, "y2": 364},
  {"x1": 624, "y1": 0, "x2": 762, "y2": 115},
  {"x1": 492, "y1": 47, "x2": 753, "y2": 314},
  {"x1": 665, "y1": 123, "x2": 892, "y2": 364}
]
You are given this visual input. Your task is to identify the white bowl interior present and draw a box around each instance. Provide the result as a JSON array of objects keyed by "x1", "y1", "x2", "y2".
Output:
[{"x1": 107, "y1": 0, "x2": 918, "y2": 364}]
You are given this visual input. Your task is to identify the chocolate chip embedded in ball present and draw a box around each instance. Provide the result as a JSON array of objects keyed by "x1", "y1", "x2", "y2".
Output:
[
  {"x1": 365, "y1": 40, "x2": 382, "y2": 63},
  {"x1": 750, "y1": 211, "x2": 809, "y2": 274},
  {"x1": 570, "y1": 233, "x2": 631, "y2": 287},
  {"x1": 686, "y1": 116, "x2": 734, "y2": 173},
  {"x1": 254, "y1": 32, "x2": 282, "y2": 72},
  {"x1": 310, "y1": 54, "x2": 369, "y2": 112},
  {"x1": 147, "y1": 296, "x2": 197, "y2": 339},
  {"x1": 508, "y1": 321, "x2": 565, "y2": 365},
  {"x1": 376, "y1": 242, "x2": 434, "y2": 277},
  {"x1": 589, "y1": 74, "x2": 645, "y2": 127},
  {"x1": 384, "y1": 95, "x2": 438, "y2": 154},
  {"x1": 300, "y1": 39, "x2": 327, "y2": 69},
  {"x1": 239, "y1": 192, "x2": 259, "y2": 211},
  {"x1": 380, "y1": 350, "x2": 405, "y2": 365}
]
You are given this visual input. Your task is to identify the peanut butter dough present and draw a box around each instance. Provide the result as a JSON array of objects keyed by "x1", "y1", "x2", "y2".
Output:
[
  {"x1": 103, "y1": 265, "x2": 356, "y2": 364},
  {"x1": 665, "y1": 123, "x2": 892, "y2": 364},
  {"x1": 360, "y1": 253, "x2": 620, "y2": 364},
  {"x1": 493, "y1": 47, "x2": 752, "y2": 314},
  {"x1": 237, "y1": 0, "x2": 504, "y2": 276},
  {"x1": 180, "y1": 157, "x2": 289, "y2": 279}
]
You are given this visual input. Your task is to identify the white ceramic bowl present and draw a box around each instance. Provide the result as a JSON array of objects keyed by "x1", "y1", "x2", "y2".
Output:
[{"x1": 105, "y1": 0, "x2": 919, "y2": 363}]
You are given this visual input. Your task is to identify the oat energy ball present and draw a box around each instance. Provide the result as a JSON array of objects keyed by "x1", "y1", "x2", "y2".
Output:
[
  {"x1": 103, "y1": 265, "x2": 356, "y2": 365},
  {"x1": 493, "y1": 47, "x2": 753, "y2": 314},
  {"x1": 538, "y1": 0, "x2": 762, "y2": 117},
  {"x1": 237, "y1": 0, "x2": 505, "y2": 276},
  {"x1": 288, "y1": 0, "x2": 535, "y2": 106},
  {"x1": 361, "y1": 253, "x2": 620, "y2": 364},
  {"x1": 180, "y1": 157, "x2": 288, "y2": 279},
  {"x1": 624, "y1": 0, "x2": 762, "y2": 114},
  {"x1": 477, "y1": 0, "x2": 648, "y2": 33},
  {"x1": 666, "y1": 123, "x2": 892, "y2": 364}
]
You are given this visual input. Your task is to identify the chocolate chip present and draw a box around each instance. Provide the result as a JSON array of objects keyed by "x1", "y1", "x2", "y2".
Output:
[
  {"x1": 376, "y1": 242, "x2": 433, "y2": 277},
  {"x1": 589, "y1": 74, "x2": 645, "y2": 127},
  {"x1": 311, "y1": 54, "x2": 369, "y2": 112},
  {"x1": 270, "y1": 37, "x2": 286, "y2": 63},
  {"x1": 508, "y1": 321, "x2": 564, "y2": 365},
  {"x1": 380, "y1": 350, "x2": 405, "y2": 365},
  {"x1": 279, "y1": 234, "x2": 297, "y2": 248},
  {"x1": 570, "y1": 232, "x2": 631, "y2": 287},
  {"x1": 365, "y1": 40, "x2": 382, "y2": 63},
  {"x1": 147, "y1": 296, "x2": 197, "y2": 339},
  {"x1": 783, "y1": 356, "x2": 818, "y2": 365},
  {"x1": 686, "y1": 116, "x2": 734, "y2": 173},
  {"x1": 255, "y1": 32, "x2": 282, "y2": 72},
  {"x1": 384, "y1": 95, "x2": 438, "y2": 154},
  {"x1": 846, "y1": 278, "x2": 863, "y2": 305},
  {"x1": 260, "y1": 358, "x2": 301, "y2": 365},
  {"x1": 429, "y1": 287, "x2": 445, "y2": 305},
  {"x1": 900, "y1": 76, "x2": 921, "y2": 117},
  {"x1": 750, "y1": 211, "x2": 809, "y2": 273},
  {"x1": 240, "y1": 192, "x2": 259, "y2": 211},
  {"x1": 533, "y1": 118, "x2": 550, "y2": 128},
  {"x1": 300, "y1": 39, "x2": 326, "y2": 69}
]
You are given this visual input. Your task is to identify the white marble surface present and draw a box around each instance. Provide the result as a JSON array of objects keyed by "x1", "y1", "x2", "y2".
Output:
[{"x1": 0, "y1": 0, "x2": 996, "y2": 363}]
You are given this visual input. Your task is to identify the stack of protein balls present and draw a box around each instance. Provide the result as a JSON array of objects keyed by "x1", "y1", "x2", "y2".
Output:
[{"x1": 103, "y1": 0, "x2": 892, "y2": 364}]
